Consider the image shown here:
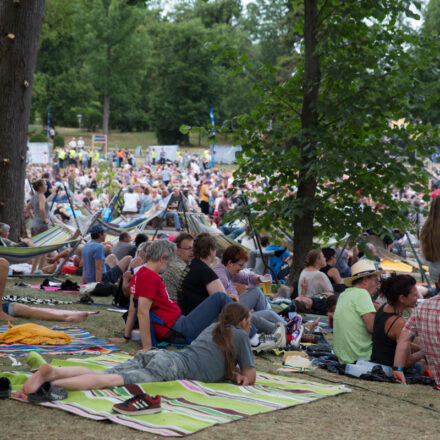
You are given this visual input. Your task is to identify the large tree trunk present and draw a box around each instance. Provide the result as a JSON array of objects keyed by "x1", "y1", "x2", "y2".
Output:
[
  {"x1": 0, "y1": 1, "x2": 45, "y2": 241},
  {"x1": 290, "y1": 0, "x2": 321, "y2": 282},
  {"x1": 103, "y1": 94, "x2": 110, "y2": 136}
]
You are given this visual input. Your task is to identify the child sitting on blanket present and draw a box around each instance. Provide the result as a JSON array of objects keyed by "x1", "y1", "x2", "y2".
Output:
[{"x1": 15, "y1": 302, "x2": 256, "y2": 398}]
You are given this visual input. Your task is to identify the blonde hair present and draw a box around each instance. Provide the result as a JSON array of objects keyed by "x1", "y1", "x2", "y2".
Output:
[{"x1": 420, "y1": 196, "x2": 440, "y2": 261}]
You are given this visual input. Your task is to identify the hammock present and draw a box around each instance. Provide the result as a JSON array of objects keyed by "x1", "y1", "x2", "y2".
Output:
[
  {"x1": 98, "y1": 209, "x2": 165, "y2": 234},
  {"x1": 182, "y1": 213, "x2": 250, "y2": 252},
  {"x1": 0, "y1": 226, "x2": 80, "y2": 263}
]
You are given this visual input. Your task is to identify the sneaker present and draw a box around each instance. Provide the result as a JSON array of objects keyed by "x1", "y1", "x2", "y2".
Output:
[
  {"x1": 252, "y1": 333, "x2": 278, "y2": 353},
  {"x1": 112, "y1": 393, "x2": 161, "y2": 415},
  {"x1": 287, "y1": 315, "x2": 303, "y2": 348},
  {"x1": 273, "y1": 322, "x2": 287, "y2": 349},
  {"x1": 252, "y1": 323, "x2": 286, "y2": 353}
]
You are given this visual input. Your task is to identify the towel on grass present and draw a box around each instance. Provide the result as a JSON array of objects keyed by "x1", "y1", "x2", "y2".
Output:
[
  {"x1": 0, "y1": 323, "x2": 71, "y2": 345},
  {"x1": 5, "y1": 353, "x2": 350, "y2": 437},
  {"x1": 0, "y1": 325, "x2": 118, "y2": 356}
]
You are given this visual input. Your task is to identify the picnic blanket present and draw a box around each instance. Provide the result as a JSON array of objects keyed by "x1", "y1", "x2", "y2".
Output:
[
  {"x1": 0, "y1": 325, "x2": 118, "y2": 357},
  {"x1": 30, "y1": 285, "x2": 79, "y2": 293},
  {"x1": 3, "y1": 295, "x2": 73, "y2": 305},
  {"x1": 6, "y1": 353, "x2": 350, "y2": 436}
]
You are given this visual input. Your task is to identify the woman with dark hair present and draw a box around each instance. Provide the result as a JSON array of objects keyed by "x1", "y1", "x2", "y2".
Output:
[
  {"x1": 420, "y1": 196, "x2": 440, "y2": 284},
  {"x1": 371, "y1": 274, "x2": 424, "y2": 370},
  {"x1": 177, "y1": 232, "x2": 226, "y2": 315},
  {"x1": 15, "y1": 302, "x2": 255, "y2": 399},
  {"x1": 321, "y1": 247, "x2": 345, "y2": 293}
]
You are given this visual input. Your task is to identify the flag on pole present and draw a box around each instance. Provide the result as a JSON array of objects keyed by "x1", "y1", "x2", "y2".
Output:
[
  {"x1": 210, "y1": 107, "x2": 215, "y2": 168},
  {"x1": 47, "y1": 107, "x2": 51, "y2": 142}
]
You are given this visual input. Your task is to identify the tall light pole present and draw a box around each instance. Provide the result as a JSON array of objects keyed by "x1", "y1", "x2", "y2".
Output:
[{"x1": 77, "y1": 114, "x2": 83, "y2": 137}]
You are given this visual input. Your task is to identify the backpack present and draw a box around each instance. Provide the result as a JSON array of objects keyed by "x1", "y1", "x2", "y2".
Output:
[
  {"x1": 90, "y1": 281, "x2": 119, "y2": 297},
  {"x1": 112, "y1": 279, "x2": 130, "y2": 308}
]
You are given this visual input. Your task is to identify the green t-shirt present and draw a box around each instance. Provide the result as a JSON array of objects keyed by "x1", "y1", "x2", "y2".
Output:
[{"x1": 333, "y1": 287, "x2": 376, "y2": 364}]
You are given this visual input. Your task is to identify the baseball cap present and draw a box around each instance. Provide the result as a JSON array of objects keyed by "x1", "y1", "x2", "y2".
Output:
[{"x1": 90, "y1": 224, "x2": 107, "y2": 235}]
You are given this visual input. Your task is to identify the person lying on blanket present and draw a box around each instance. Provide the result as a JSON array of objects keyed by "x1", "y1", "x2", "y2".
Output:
[
  {"x1": 15, "y1": 302, "x2": 256, "y2": 397},
  {"x1": 0, "y1": 258, "x2": 89, "y2": 323}
]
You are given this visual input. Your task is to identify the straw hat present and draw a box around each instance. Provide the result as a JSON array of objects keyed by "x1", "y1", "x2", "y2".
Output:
[{"x1": 344, "y1": 259, "x2": 383, "y2": 287}]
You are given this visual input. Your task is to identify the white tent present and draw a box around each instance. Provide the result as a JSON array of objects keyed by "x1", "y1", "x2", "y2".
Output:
[
  {"x1": 27, "y1": 142, "x2": 50, "y2": 164},
  {"x1": 213, "y1": 145, "x2": 242, "y2": 164},
  {"x1": 148, "y1": 145, "x2": 179, "y2": 161}
]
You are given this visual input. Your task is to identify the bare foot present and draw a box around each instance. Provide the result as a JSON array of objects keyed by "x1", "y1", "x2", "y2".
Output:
[
  {"x1": 12, "y1": 389, "x2": 27, "y2": 399},
  {"x1": 21, "y1": 364, "x2": 54, "y2": 396},
  {"x1": 64, "y1": 312, "x2": 89, "y2": 323},
  {"x1": 304, "y1": 318, "x2": 320, "y2": 332},
  {"x1": 109, "y1": 337, "x2": 127, "y2": 343},
  {"x1": 0, "y1": 311, "x2": 17, "y2": 321}
]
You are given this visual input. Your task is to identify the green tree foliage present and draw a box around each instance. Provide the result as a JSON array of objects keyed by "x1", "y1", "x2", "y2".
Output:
[
  {"x1": 31, "y1": 0, "x2": 257, "y2": 138},
  {"x1": 147, "y1": 4, "x2": 256, "y2": 144},
  {"x1": 231, "y1": 0, "x2": 440, "y2": 278},
  {"x1": 53, "y1": 134, "x2": 65, "y2": 147},
  {"x1": 29, "y1": 133, "x2": 48, "y2": 142},
  {"x1": 75, "y1": 0, "x2": 150, "y2": 134},
  {"x1": 409, "y1": 0, "x2": 440, "y2": 126},
  {"x1": 32, "y1": 0, "x2": 151, "y2": 133}
]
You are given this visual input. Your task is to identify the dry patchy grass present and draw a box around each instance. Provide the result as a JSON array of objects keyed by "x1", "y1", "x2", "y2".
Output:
[{"x1": 1, "y1": 277, "x2": 439, "y2": 440}]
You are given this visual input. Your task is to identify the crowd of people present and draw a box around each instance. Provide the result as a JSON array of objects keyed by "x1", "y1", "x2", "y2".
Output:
[{"x1": 1, "y1": 139, "x2": 440, "y2": 404}]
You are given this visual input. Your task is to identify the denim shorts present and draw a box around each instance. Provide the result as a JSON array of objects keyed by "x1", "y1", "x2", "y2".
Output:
[
  {"x1": 102, "y1": 265, "x2": 122, "y2": 283},
  {"x1": 104, "y1": 349, "x2": 187, "y2": 385},
  {"x1": 1, "y1": 302, "x2": 14, "y2": 316}
]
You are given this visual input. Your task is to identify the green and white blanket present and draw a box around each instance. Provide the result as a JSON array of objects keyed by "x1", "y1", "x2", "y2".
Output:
[{"x1": 4, "y1": 353, "x2": 350, "y2": 436}]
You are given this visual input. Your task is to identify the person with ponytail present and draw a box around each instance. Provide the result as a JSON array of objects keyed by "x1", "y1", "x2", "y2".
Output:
[{"x1": 16, "y1": 303, "x2": 255, "y2": 397}]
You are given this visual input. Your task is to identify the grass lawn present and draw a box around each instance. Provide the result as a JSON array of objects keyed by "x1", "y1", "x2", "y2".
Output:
[
  {"x1": 1, "y1": 277, "x2": 439, "y2": 439},
  {"x1": 30, "y1": 125, "x2": 233, "y2": 153}
]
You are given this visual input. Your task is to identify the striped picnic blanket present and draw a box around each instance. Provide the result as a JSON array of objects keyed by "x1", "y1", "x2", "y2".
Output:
[
  {"x1": 0, "y1": 326, "x2": 118, "y2": 357},
  {"x1": 6, "y1": 353, "x2": 350, "y2": 436}
]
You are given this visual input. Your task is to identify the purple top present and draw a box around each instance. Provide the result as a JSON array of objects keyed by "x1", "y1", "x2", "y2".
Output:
[{"x1": 213, "y1": 261, "x2": 260, "y2": 296}]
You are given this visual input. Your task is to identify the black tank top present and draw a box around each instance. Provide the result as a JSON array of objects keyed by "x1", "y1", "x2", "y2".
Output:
[
  {"x1": 371, "y1": 304, "x2": 401, "y2": 366},
  {"x1": 320, "y1": 265, "x2": 336, "y2": 284}
]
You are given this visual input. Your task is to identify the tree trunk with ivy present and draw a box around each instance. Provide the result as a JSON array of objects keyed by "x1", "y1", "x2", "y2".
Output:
[{"x1": 0, "y1": 1, "x2": 45, "y2": 240}]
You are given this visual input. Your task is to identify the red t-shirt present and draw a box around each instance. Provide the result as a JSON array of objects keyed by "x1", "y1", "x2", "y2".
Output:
[{"x1": 130, "y1": 266, "x2": 181, "y2": 339}]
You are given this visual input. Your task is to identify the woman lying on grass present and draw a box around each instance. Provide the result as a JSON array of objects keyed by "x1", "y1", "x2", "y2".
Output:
[{"x1": 15, "y1": 302, "x2": 256, "y2": 398}]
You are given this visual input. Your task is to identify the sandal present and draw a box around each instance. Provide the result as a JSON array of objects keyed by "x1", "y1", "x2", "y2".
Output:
[{"x1": 28, "y1": 381, "x2": 68, "y2": 403}]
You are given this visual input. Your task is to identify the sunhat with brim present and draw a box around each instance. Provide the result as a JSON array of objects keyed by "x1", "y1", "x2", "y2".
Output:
[{"x1": 344, "y1": 259, "x2": 383, "y2": 287}]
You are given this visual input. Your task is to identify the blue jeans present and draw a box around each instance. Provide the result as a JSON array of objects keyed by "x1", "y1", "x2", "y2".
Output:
[
  {"x1": 160, "y1": 211, "x2": 181, "y2": 229},
  {"x1": 172, "y1": 291, "x2": 257, "y2": 339},
  {"x1": 219, "y1": 225, "x2": 245, "y2": 239},
  {"x1": 239, "y1": 286, "x2": 269, "y2": 312}
]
